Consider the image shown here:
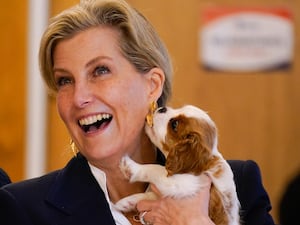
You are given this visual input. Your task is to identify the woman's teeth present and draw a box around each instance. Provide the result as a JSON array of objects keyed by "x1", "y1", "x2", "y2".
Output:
[
  {"x1": 78, "y1": 113, "x2": 112, "y2": 132},
  {"x1": 79, "y1": 113, "x2": 111, "y2": 126}
]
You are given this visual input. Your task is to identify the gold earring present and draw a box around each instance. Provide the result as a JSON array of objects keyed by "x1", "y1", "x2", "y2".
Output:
[
  {"x1": 146, "y1": 101, "x2": 157, "y2": 127},
  {"x1": 70, "y1": 139, "x2": 79, "y2": 157}
]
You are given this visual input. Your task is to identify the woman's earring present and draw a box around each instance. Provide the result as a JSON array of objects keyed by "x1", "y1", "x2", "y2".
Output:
[
  {"x1": 70, "y1": 139, "x2": 79, "y2": 157},
  {"x1": 146, "y1": 101, "x2": 157, "y2": 127}
]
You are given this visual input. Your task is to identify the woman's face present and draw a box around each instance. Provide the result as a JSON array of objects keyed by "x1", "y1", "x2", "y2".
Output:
[{"x1": 53, "y1": 27, "x2": 163, "y2": 166}]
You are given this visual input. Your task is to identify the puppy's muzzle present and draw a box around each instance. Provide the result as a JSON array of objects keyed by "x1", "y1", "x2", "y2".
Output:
[{"x1": 157, "y1": 107, "x2": 167, "y2": 113}]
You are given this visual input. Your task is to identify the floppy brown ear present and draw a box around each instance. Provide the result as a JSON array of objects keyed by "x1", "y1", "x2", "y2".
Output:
[{"x1": 166, "y1": 131, "x2": 212, "y2": 176}]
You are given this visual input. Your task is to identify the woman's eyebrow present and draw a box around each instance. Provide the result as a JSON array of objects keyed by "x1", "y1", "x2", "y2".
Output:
[
  {"x1": 85, "y1": 56, "x2": 113, "y2": 68},
  {"x1": 53, "y1": 67, "x2": 69, "y2": 74}
]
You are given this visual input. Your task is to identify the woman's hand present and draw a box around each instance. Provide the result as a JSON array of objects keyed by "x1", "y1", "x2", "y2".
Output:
[{"x1": 136, "y1": 175, "x2": 215, "y2": 225}]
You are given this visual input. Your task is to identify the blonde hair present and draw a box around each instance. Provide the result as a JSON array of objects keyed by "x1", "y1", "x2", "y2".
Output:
[{"x1": 39, "y1": 0, "x2": 172, "y2": 106}]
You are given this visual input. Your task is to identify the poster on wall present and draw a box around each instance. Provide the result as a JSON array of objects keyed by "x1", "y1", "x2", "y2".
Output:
[{"x1": 199, "y1": 7, "x2": 294, "y2": 72}]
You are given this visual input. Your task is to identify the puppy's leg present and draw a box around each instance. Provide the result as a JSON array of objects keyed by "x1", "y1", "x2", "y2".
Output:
[
  {"x1": 120, "y1": 156, "x2": 210, "y2": 198},
  {"x1": 114, "y1": 192, "x2": 157, "y2": 212},
  {"x1": 206, "y1": 159, "x2": 240, "y2": 225},
  {"x1": 116, "y1": 156, "x2": 165, "y2": 211},
  {"x1": 119, "y1": 155, "x2": 168, "y2": 183}
]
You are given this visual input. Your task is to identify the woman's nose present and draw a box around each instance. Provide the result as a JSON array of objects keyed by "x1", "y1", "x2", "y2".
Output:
[{"x1": 73, "y1": 81, "x2": 93, "y2": 108}]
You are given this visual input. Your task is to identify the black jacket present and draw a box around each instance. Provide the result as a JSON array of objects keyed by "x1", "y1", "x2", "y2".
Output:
[
  {"x1": 0, "y1": 154, "x2": 274, "y2": 225},
  {"x1": 0, "y1": 168, "x2": 11, "y2": 187}
]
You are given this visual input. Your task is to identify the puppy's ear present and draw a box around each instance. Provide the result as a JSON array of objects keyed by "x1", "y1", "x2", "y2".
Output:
[
  {"x1": 185, "y1": 131, "x2": 213, "y2": 173},
  {"x1": 166, "y1": 131, "x2": 212, "y2": 176}
]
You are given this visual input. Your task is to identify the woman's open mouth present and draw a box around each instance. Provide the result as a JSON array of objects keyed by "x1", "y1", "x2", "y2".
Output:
[{"x1": 78, "y1": 113, "x2": 112, "y2": 133}]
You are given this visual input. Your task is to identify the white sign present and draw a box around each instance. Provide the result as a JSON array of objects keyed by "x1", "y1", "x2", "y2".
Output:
[{"x1": 200, "y1": 8, "x2": 294, "y2": 72}]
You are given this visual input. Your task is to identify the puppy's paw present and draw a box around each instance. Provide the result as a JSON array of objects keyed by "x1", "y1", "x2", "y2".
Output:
[
  {"x1": 114, "y1": 193, "x2": 156, "y2": 212},
  {"x1": 114, "y1": 196, "x2": 137, "y2": 212},
  {"x1": 119, "y1": 155, "x2": 132, "y2": 180},
  {"x1": 119, "y1": 155, "x2": 140, "y2": 182}
]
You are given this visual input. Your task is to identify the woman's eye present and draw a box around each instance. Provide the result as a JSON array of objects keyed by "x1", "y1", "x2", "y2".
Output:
[
  {"x1": 94, "y1": 66, "x2": 110, "y2": 76},
  {"x1": 56, "y1": 77, "x2": 72, "y2": 87},
  {"x1": 170, "y1": 118, "x2": 179, "y2": 132}
]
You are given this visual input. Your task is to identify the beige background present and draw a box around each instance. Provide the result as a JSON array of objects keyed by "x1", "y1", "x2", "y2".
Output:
[{"x1": 1, "y1": 0, "x2": 299, "y2": 223}]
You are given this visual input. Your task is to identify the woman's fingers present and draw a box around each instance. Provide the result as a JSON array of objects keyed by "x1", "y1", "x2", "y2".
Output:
[{"x1": 135, "y1": 175, "x2": 214, "y2": 225}]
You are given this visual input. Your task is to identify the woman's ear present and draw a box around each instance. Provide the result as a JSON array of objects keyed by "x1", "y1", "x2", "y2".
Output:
[{"x1": 146, "y1": 67, "x2": 165, "y2": 100}]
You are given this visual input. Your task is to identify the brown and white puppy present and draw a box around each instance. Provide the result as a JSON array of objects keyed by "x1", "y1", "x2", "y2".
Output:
[{"x1": 115, "y1": 105, "x2": 240, "y2": 225}]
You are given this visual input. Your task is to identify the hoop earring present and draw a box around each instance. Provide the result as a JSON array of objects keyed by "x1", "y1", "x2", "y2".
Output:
[
  {"x1": 70, "y1": 139, "x2": 79, "y2": 157},
  {"x1": 146, "y1": 101, "x2": 157, "y2": 127}
]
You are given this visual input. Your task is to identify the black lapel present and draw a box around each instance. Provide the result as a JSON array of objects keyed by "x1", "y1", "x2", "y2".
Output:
[{"x1": 46, "y1": 154, "x2": 116, "y2": 225}]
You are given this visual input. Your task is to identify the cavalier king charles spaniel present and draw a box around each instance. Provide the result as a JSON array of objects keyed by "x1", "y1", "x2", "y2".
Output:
[{"x1": 115, "y1": 105, "x2": 240, "y2": 225}]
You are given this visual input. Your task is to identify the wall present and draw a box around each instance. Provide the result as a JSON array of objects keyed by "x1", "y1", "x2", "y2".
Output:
[{"x1": 0, "y1": 0, "x2": 27, "y2": 181}]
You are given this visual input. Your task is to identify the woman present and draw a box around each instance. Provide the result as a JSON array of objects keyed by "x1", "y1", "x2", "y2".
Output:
[{"x1": 0, "y1": 0, "x2": 275, "y2": 224}]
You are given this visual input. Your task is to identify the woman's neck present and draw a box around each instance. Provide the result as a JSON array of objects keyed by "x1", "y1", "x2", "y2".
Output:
[{"x1": 106, "y1": 136, "x2": 157, "y2": 203}]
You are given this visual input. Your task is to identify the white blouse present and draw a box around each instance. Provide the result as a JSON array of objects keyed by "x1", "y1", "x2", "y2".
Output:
[{"x1": 88, "y1": 162, "x2": 132, "y2": 225}]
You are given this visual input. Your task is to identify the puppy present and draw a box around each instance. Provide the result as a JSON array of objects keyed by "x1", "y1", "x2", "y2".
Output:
[{"x1": 115, "y1": 105, "x2": 240, "y2": 225}]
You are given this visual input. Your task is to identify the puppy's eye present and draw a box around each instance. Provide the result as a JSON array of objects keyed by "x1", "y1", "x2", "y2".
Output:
[{"x1": 170, "y1": 118, "x2": 179, "y2": 132}]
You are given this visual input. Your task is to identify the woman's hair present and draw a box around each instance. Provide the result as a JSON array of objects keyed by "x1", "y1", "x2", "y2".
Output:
[{"x1": 39, "y1": 0, "x2": 173, "y2": 106}]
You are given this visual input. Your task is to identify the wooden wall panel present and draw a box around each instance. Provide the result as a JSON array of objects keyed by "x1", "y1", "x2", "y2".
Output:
[
  {"x1": 0, "y1": 1, "x2": 27, "y2": 182},
  {"x1": 47, "y1": 0, "x2": 300, "y2": 223}
]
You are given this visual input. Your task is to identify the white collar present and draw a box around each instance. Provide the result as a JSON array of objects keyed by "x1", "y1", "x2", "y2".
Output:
[{"x1": 88, "y1": 162, "x2": 131, "y2": 225}]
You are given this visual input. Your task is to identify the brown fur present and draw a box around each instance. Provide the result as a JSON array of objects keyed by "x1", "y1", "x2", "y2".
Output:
[
  {"x1": 209, "y1": 185, "x2": 229, "y2": 225},
  {"x1": 162, "y1": 115, "x2": 230, "y2": 225},
  {"x1": 164, "y1": 116, "x2": 218, "y2": 176}
]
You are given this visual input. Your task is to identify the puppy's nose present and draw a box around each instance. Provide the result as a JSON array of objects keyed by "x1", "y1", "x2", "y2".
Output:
[{"x1": 157, "y1": 107, "x2": 167, "y2": 113}]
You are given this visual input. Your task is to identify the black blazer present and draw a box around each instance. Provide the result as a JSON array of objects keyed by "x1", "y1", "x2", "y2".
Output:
[
  {"x1": 0, "y1": 155, "x2": 274, "y2": 225},
  {"x1": 0, "y1": 168, "x2": 11, "y2": 187}
]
